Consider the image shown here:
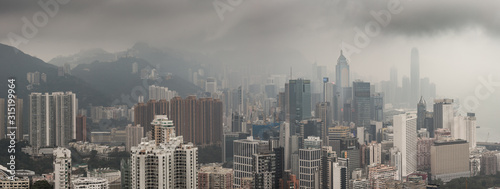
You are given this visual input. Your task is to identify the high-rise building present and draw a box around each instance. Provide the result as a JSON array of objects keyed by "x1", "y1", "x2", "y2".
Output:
[
  {"x1": 130, "y1": 115, "x2": 198, "y2": 189},
  {"x1": 253, "y1": 153, "x2": 276, "y2": 189},
  {"x1": 332, "y1": 158, "x2": 348, "y2": 189},
  {"x1": 148, "y1": 85, "x2": 177, "y2": 101},
  {"x1": 425, "y1": 112, "x2": 435, "y2": 138},
  {"x1": 198, "y1": 164, "x2": 233, "y2": 189},
  {"x1": 15, "y1": 98, "x2": 23, "y2": 141},
  {"x1": 465, "y1": 113, "x2": 477, "y2": 149},
  {"x1": 126, "y1": 124, "x2": 144, "y2": 152},
  {"x1": 389, "y1": 66, "x2": 398, "y2": 105},
  {"x1": 336, "y1": 50, "x2": 350, "y2": 89},
  {"x1": 320, "y1": 146, "x2": 338, "y2": 189},
  {"x1": 30, "y1": 92, "x2": 77, "y2": 150},
  {"x1": 120, "y1": 158, "x2": 131, "y2": 189},
  {"x1": 393, "y1": 113, "x2": 417, "y2": 178},
  {"x1": 133, "y1": 99, "x2": 170, "y2": 138},
  {"x1": 353, "y1": 81, "x2": 371, "y2": 128},
  {"x1": 401, "y1": 76, "x2": 411, "y2": 106},
  {"x1": 75, "y1": 115, "x2": 86, "y2": 142},
  {"x1": 233, "y1": 136, "x2": 269, "y2": 188},
  {"x1": 53, "y1": 147, "x2": 71, "y2": 189},
  {"x1": 367, "y1": 142, "x2": 382, "y2": 166},
  {"x1": 299, "y1": 147, "x2": 321, "y2": 189},
  {"x1": 430, "y1": 139, "x2": 470, "y2": 182},
  {"x1": 279, "y1": 122, "x2": 292, "y2": 170},
  {"x1": 280, "y1": 170, "x2": 300, "y2": 189},
  {"x1": 411, "y1": 47, "x2": 420, "y2": 104},
  {"x1": 222, "y1": 132, "x2": 249, "y2": 163},
  {"x1": 0, "y1": 98, "x2": 4, "y2": 139},
  {"x1": 453, "y1": 113, "x2": 477, "y2": 149},
  {"x1": 481, "y1": 151, "x2": 497, "y2": 176},
  {"x1": 205, "y1": 77, "x2": 218, "y2": 94},
  {"x1": 433, "y1": 99, "x2": 454, "y2": 130},
  {"x1": 370, "y1": 93, "x2": 383, "y2": 122},
  {"x1": 231, "y1": 112, "x2": 244, "y2": 133},
  {"x1": 288, "y1": 79, "x2": 312, "y2": 133},
  {"x1": 389, "y1": 147, "x2": 402, "y2": 180},
  {"x1": 133, "y1": 102, "x2": 147, "y2": 135},
  {"x1": 315, "y1": 102, "x2": 331, "y2": 145},
  {"x1": 169, "y1": 96, "x2": 223, "y2": 146},
  {"x1": 416, "y1": 137, "x2": 434, "y2": 171},
  {"x1": 417, "y1": 96, "x2": 426, "y2": 131}
]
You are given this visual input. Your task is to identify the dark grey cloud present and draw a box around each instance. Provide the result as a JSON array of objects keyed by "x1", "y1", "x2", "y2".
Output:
[{"x1": 2, "y1": 0, "x2": 499, "y2": 52}]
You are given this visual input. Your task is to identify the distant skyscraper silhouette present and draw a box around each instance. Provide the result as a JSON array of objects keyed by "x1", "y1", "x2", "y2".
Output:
[
  {"x1": 417, "y1": 96, "x2": 426, "y2": 131},
  {"x1": 411, "y1": 48, "x2": 420, "y2": 105},
  {"x1": 353, "y1": 81, "x2": 371, "y2": 128},
  {"x1": 336, "y1": 50, "x2": 350, "y2": 89},
  {"x1": 287, "y1": 79, "x2": 312, "y2": 134}
]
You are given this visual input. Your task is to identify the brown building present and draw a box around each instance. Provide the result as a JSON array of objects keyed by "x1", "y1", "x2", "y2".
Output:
[
  {"x1": 197, "y1": 164, "x2": 233, "y2": 189},
  {"x1": 280, "y1": 171, "x2": 299, "y2": 189},
  {"x1": 134, "y1": 99, "x2": 169, "y2": 138},
  {"x1": 76, "y1": 115, "x2": 87, "y2": 142},
  {"x1": 170, "y1": 96, "x2": 223, "y2": 146},
  {"x1": 135, "y1": 96, "x2": 223, "y2": 146},
  {"x1": 417, "y1": 137, "x2": 434, "y2": 171},
  {"x1": 133, "y1": 102, "x2": 147, "y2": 136}
]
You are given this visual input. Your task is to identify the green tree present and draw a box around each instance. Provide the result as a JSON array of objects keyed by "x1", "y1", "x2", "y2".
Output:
[{"x1": 32, "y1": 180, "x2": 53, "y2": 189}]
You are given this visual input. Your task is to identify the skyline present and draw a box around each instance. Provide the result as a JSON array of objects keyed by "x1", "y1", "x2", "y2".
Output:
[
  {"x1": 1, "y1": 0, "x2": 499, "y2": 116},
  {"x1": 1, "y1": 1, "x2": 500, "y2": 188}
]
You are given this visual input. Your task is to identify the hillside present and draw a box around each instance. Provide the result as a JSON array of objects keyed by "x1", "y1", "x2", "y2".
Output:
[{"x1": 72, "y1": 57, "x2": 201, "y2": 100}]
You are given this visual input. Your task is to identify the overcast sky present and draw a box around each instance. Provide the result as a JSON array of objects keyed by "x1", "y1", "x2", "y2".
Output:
[{"x1": 2, "y1": 0, "x2": 500, "y2": 139}]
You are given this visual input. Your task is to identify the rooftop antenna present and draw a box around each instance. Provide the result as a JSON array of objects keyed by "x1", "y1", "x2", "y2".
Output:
[
  {"x1": 340, "y1": 41, "x2": 343, "y2": 53},
  {"x1": 290, "y1": 67, "x2": 293, "y2": 80}
]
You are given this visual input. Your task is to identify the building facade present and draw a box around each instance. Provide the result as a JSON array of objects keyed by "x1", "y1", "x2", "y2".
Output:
[
  {"x1": 430, "y1": 140, "x2": 470, "y2": 182},
  {"x1": 30, "y1": 92, "x2": 77, "y2": 150},
  {"x1": 130, "y1": 115, "x2": 198, "y2": 189},
  {"x1": 393, "y1": 113, "x2": 417, "y2": 178},
  {"x1": 198, "y1": 164, "x2": 233, "y2": 189},
  {"x1": 54, "y1": 147, "x2": 72, "y2": 189}
]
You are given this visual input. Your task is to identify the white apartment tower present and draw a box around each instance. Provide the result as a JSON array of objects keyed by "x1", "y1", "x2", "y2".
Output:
[
  {"x1": 368, "y1": 142, "x2": 382, "y2": 165},
  {"x1": 393, "y1": 112, "x2": 417, "y2": 178},
  {"x1": 30, "y1": 92, "x2": 77, "y2": 150},
  {"x1": 130, "y1": 115, "x2": 198, "y2": 189},
  {"x1": 233, "y1": 136, "x2": 269, "y2": 188},
  {"x1": 148, "y1": 85, "x2": 177, "y2": 101},
  {"x1": 453, "y1": 113, "x2": 477, "y2": 149},
  {"x1": 53, "y1": 147, "x2": 71, "y2": 189},
  {"x1": 299, "y1": 146, "x2": 321, "y2": 189}
]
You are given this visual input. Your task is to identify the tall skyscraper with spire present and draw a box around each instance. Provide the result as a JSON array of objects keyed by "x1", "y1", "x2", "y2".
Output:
[
  {"x1": 335, "y1": 50, "x2": 350, "y2": 89},
  {"x1": 411, "y1": 48, "x2": 420, "y2": 105},
  {"x1": 336, "y1": 50, "x2": 351, "y2": 123}
]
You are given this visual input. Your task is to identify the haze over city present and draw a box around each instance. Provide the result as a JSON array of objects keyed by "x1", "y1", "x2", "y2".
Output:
[
  {"x1": 1, "y1": 0, "x2": 500, "y2": 188},
  {"x1": 1, "y1": 0, "x2": 499, "y2": 141}
]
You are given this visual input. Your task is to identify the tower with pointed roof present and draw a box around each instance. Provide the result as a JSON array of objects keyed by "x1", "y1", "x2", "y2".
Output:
[
  {"x1": 335, "y1": 50, "x2": 350, "y2": 89},
  {"x1": 417, "y1": 96, "x2": 427, "y2": 131}
]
